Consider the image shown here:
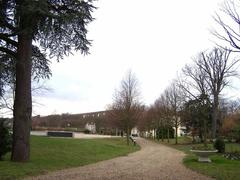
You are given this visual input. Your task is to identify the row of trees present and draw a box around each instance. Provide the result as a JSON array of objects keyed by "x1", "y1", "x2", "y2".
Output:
[
  {"x1": 109, "y1": 0, "x2": 240, "y2": 145},
  {"x1": 111, "y1": 46, "x2": 239, "y2": 145}
]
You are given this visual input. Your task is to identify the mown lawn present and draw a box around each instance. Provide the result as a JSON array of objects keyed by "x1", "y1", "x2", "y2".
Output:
[
  {"x1": 0, "y1": 136, "x2": 140, "y2": 180},
  {"x1": 152, "y1": 136, "x2": 240, "y2": 180}
]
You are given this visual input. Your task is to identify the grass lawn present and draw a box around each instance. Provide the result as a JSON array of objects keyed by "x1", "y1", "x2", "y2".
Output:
[
  {"x1": 0, "y1": 136, "x2": 140, "y2": 180},
  {"x1": 152, "y1": 136, "x2": 240, "y2": 180}
]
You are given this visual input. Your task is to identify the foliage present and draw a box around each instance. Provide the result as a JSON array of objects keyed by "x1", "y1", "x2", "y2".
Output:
[
  {"x1": 191, "y1": 144, "x2": 215, "y2": 151},
  {"x1": 214, "y1": 138, "x2": 225, "y2": 153},
  {"x1": 0, "y1": 136, "x2": 140, "y2": 179},
  {"x1": 0, "y1": 120, "x2": 12, "y2": 160},
  {"x1": 233, "y1": 124, "x2": 240, "y2": 143},
  {"x1": 1, "y1": 0, "x2": 95, "y2": 161},
  {"x1": 0, "y1": 0, "x2": 95, "y2": 97},
  {"x1": 182, "y1": 94, "x2": 211, "y2": 145},
  {"x1": 156, "y1": 127, "x2": 174, "y2": 139},
  {"x1": 221, "y1": 112, "x2": 240, "y2": 142}
]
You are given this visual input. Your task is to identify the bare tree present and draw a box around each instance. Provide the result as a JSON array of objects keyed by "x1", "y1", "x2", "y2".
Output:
[
  {"x1": 180, "y1": 56, "x2": 210, "y2": 100},
  {"x1": 0, "y1": 81, "x2": 51, "y2": 117},
  {"x1": 110, "y1": 71, "x2": 143, "y2": 145},
  {"x1": 196, "y1": 48, "x2": 239, "y2": 138},
  {"x1": 154, "y1": 94, "x2": 173, "y2": 142},
  {"x1": 165, "y1": 81, "x2": 184, "y2": 144},
  {"x1": 213, "y1": 0, "x2": 240, "y2": 51}
]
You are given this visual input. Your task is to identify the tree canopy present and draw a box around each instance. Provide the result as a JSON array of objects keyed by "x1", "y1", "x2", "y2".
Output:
[{"x1": 0, "y1": 0, "x2": 95, "y2": 95}]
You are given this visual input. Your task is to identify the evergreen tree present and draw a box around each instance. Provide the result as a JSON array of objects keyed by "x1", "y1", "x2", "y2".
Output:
[{"x1": 0, "y1": 0, "x2": 95, "y2": 162}]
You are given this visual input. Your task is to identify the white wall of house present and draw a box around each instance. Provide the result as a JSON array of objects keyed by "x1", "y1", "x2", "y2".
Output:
[
  {"x1": 173, "y1": 126, "x2": 187, "y2": 137},
  {"x1": 131, "y1": 127, "x2": 139, "y2": 136},
  {"x1": 85, "y1": 123, "x2": 96, "y2": 133}
]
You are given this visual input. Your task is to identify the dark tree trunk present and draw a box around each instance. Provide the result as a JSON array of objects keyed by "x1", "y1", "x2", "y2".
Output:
[
  {"x1": 212, "y1": 94, "x2": 219, "y2": 139},
  {"x1": 203, "y1": 118, "x2": 207, "y2": 148},
  {"x1": 175, "y1": 123, "x2": 178, "y2": 144},
  {"x1": 11, "y1": 18, "x2": 33, "y2": 161},
  {"x1": 167, "y1": 128, "x2": 169, "y2": 143},
  {"x1": 161, "y1": 127, "x2": 164, "y2": 142},
  {"x1": 126, "y1": 125, "x2": 130, "y2": 145}
]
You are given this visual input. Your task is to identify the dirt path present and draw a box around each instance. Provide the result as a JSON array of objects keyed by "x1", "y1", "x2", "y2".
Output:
[{"x1": 25, "y1": 138, "x2": 213, "y2": 180}]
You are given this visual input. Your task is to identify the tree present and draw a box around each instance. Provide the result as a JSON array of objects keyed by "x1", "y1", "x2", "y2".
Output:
[
  {"x1": 183, "y1": 94, "x2": 212, "y2": 146},
  {"x1": 196, "y1": 48, "x2": 239, "y2": 138},
  {"x1": 0, "y1": 0, "x2": 95, "y2": 162},
  {"x1": 180, "y1": 56, "x2": 210, "y2": 100},
  {"x1": 165, "y1": 81, "x2": 184, "y2": 144},
  {"x1": 153, "y1": 95, "x2": 173, "y2": 142},
  {"x1": 110, "y1": 71, "x2": 143, "y2": 145},
  {"x1": 1, "y1": 81, "x2": 52, "y2": 117},
  {"x1": 213, "y1": 0, "x2": 240, "y2": 51}
]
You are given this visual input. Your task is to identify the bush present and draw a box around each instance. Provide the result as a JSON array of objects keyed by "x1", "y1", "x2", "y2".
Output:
[
  {"x1": 0, "y1": 120, "x2": 12, "y2": 160},
  {"x1": 214, "y1": 138, "x2": 225, "y2": 153},
  {"x1": 84, "y1": 129, "x2": 91, "y2": 134},
  {"x1": 156, "y1": 127, "x2": 174, "y2": 140}
]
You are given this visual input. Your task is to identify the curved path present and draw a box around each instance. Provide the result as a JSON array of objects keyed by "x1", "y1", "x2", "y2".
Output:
[{"x1": 26, "y1": 138, "x2": 213, "y2": 180}]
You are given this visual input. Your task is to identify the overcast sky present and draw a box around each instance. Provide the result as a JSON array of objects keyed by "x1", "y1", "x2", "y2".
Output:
[{"x1": 32, "y1": 0, "x2": 240, "y2": 116}]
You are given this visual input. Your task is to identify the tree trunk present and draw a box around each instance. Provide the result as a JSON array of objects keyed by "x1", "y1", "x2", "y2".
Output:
[
  {"x1": 203, "y1": 118, "x2": 207, "y2": 148},
  {"x1": 126, "y1": 126, "x2": 130, "y2": 145},
  {"x1": 161, "y1": 127, "x2": 164, "y2": 142},
  {"x1": 11, "y1": 33, "x2": 32, "y2": 162},
  {"x1": 175, "y1": 124, "x2": 178, "y2": 144},
  {"x1": 212, "y1": 94, "x2": 219, "y2": 139},
  {"x1": 155, "y1": 128, "x2": 157, "y2": 140},
  {"x1": 167, "y1": 128, "x2": 169, "y2": 143}
]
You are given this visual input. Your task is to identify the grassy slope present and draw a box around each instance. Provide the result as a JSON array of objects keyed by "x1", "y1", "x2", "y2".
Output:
[
  {"x1": 152, "y1": 136, "x2": 240, "y2": 180},
  {"x1": 0, "y1": 136, "x2": 140, "y2": 180}
]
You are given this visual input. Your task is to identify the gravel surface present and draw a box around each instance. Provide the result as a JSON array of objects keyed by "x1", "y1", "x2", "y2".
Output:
[{"x1": 25, "y1": 138, "x2": 214, "y2": 180}]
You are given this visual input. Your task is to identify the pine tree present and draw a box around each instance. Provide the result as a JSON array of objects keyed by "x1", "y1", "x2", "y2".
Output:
[{"x1": 0, "y1": 0, "x2": 95, "y2": 162}]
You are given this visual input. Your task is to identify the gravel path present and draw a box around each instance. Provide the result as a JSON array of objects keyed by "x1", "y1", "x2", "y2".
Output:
[{"x1": 25, "y1": 138, "x2": 213, "y2": 180}]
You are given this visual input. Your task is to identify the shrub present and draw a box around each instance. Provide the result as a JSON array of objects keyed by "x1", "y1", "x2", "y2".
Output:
[
  {"x1": 214, "y1": 138, "x2": 225, "y2": 153},
  {"x1": 156, "y1": 127, "x2": 174, "y2": 140},
  {"x1": 0, "y1": 120, "x2": 12, "y2": 160},
  {"x1": 192, "y1": 144, "x2": 215, "y2": 150},
  {"x1": 84, "y1": 129, "x2": 91, "y2": 134}
]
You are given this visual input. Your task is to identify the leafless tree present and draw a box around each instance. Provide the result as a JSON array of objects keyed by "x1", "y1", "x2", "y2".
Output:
[
  {"x1": 154, "y1": 94, "x2": 173, "y2": 142},
  {"x1": 0, "y1": 81, "x2": 51, "y2": 117},
  {"x1": 110, "y1": 71, "x2": 143, "y2": 145},
  {"x1": 165, "y1": 81, "x2": 184, "y2": 144},
  {"x1": 213, "y1": 0, "x2": 240, "y2": 51},
  {"x1": 180, "y1": 56, "x2": 210, "y2": 100},
  {"x1": 196, "y1": 47, "x2": 239, "y2": 138}
]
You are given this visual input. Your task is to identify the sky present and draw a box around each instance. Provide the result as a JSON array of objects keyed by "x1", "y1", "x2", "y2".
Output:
[{"x1": 32, "y1": 0, "x2": 240, "y2": 116}]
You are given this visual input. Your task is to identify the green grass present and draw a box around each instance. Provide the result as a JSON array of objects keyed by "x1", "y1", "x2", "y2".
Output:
[
  {"x1": 152, "y1": 137, "x2": 240, "y2": 180},
  {"x1": 184, "y1": 154, "x2": 240, "y2": 180},
  {"x1": 0, "y1": 136, "x2": 140, "y2": 180}
]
